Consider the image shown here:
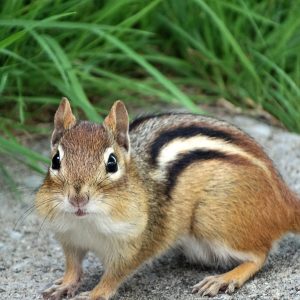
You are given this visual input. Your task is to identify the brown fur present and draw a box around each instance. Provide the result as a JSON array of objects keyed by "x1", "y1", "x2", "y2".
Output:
[{"x1": 36, "y1": 99, "x2": 300, "y2": 300}]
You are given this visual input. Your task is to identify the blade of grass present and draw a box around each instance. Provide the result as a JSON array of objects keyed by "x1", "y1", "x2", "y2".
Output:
[
  {"x1": 0, "y1": 136, "x2": 50, "y2": 164},
  {"x1": 0, "y1": 73, "x2": 8, "y2": 95},
  {"x1": 29, "y1": 30, "x2": 70, "y2": 88},
  {"x1": 217, "y1": 0, "x2": 278, "y2": 26},
  {"x1": 253, "y1": 50, "x2": 300, "y2": 97},
  {"x1": 40, "y1": 34, "x2": 100, "y2": 121},
  {"x1": 16, "y1": 76, "x2": 25, "y2": 124},
  {"x1": 92, "y1": 28, "x2": 201, "y2": 112},
  {"x1": 118, "y1": 0, "x2": 162, "y2": 28},
  {"x1": 0, "y1": 30, "x2": 27, "y2": 49},
  {"x1": 192, "y1": 0, "x2": 260, "y2": 83}
]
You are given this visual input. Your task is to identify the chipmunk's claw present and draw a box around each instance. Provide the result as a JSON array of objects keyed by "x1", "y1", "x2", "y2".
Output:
[
  {"x1": 42, "y1": 280, "x2": 80, "y2": 300},
  {"x1": 192, "y1": 275, "x2": 238, "y2": 297}
]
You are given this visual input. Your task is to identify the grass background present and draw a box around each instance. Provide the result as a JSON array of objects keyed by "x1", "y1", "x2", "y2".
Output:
[{"x1": 1, "y1": 0, "x2": 300, "y2": 184}]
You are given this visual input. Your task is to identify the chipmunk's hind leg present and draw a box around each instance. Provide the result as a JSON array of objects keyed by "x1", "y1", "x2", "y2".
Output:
[{"x1": 192, "y1": 254, "x2": 266, "y2": 297}]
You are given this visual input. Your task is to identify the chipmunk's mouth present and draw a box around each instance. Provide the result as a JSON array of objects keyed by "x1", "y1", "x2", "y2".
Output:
[{"x1": 75, "y1": 208, "x2": 87, "y2": 217}]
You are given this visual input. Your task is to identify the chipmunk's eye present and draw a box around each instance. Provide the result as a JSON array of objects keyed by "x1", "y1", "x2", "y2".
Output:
[
  {"x1": 106, "y1": 153, "x2": 118, "y2": 173},
  {"x1": 52, "y1": 151, "x2": 60, "y2": 170}
]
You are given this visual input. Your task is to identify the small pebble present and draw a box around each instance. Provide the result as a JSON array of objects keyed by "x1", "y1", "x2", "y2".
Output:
[{"x1": 9, "y1": 230, "x2": 22, "y2": 240}]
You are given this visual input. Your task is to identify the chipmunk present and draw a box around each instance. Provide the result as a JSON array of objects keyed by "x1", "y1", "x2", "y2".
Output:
[{"x1": 36, "y1": 98, "x2": 300, "y2": 300}]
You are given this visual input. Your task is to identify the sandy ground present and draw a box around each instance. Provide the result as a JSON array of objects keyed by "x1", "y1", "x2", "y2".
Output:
[{"x1": 0, "y1": 113, "x2": 299, "y2": 300}]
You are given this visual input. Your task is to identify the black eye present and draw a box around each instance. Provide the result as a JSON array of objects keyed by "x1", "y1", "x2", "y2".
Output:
[
  {"x1": 52, "y1": 151, "x2": 60, "y2": 170},
  {"x1": 106, "y1": 153, "x2": 118, "y2": 173}
]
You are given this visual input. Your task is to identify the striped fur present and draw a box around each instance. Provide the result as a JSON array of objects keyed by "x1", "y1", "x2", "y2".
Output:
[
  {"x1": 129, "y1": 112, "x2": 206, "y2": 131},
  {"x1": 129, "y1": 113, "x2": 176, "y2": 131},
  {"x1": 154, "y1": 134, "x2": 270, "y2": 176},
  {"x1": 149, "y1": 125, "x2": 235, "y2": 165},
  {"x1": 164, "y1": 149, "x2": 251, "y2": 197},
  {"x1": 130, "y1": 113, "x2": 274, "y2": 198}
]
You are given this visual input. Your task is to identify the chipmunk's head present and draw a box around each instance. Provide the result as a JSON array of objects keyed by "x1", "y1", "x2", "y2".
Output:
[{"x1": 35, "y1": 98, "x2": 144, "y2": 236}]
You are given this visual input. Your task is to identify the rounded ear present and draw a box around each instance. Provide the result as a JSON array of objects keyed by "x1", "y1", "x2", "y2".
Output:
[
  {"x1": 51, "y1": 97, "x2": 76, "y2": 148},
  {"x1": 104, "y1": 100, "x2": 130, "y2": 152}
]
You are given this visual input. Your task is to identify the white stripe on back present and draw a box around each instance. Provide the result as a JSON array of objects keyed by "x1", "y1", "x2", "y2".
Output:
[{"x1": 156, "y1": 136, "x2": 269, "y2": 174}]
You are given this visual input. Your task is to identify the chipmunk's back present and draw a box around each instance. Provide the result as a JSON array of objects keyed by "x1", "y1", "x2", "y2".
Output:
[{"x1": 128, "y1": 112, "x2": 277, "y2": 193}]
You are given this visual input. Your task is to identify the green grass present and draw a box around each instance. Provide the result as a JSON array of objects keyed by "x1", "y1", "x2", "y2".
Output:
[{"x1": 1, "y1": 0, "x2": 300, "y2": 184}]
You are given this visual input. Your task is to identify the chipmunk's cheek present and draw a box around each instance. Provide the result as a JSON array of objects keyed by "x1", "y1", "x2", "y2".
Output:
[{"x1": 87, "y1": 197, "x2": 111, "y2": 215}]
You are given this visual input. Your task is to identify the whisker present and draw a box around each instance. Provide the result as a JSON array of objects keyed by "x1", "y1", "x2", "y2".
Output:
[
  {"x1": 38, "y1": 202, "x2": 61, "y2": 236},
  {"x1": 14, "y1": 198, "x2": 59, "y2": 229}
]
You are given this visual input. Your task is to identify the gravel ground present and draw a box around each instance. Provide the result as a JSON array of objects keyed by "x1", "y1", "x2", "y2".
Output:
[{"x1": 0, "y1": 113, "x2": 299, "y2": 300}]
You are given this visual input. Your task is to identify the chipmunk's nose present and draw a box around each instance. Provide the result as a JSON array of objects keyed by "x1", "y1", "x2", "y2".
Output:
[{"x1": 69, "y1": 194, "x2": 89, "y2": 208}]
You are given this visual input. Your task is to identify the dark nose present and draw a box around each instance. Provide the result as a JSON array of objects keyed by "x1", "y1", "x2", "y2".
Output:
[{"x1": 69, "y1": 195, "x2": 89, "y2": 207}]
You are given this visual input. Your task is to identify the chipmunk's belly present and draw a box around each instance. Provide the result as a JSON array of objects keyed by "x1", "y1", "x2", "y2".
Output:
[{"x1": 179, "y1": 235, "x2": 255, "y2": 267}]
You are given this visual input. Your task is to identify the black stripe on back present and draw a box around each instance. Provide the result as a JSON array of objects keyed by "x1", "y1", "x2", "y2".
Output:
[
  {"x1": 129, "y1": 112, "x2": 195, "y2": 131},
  {"x1": 150, "y1": 126, "x2": 235, "y2": 165},
  {"x1": 165, "y1": 149, "x2": 227, "y2": 197}
]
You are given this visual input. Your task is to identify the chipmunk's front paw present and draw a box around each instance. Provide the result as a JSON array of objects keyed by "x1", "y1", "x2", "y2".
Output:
[
  {"x1": 42, "y1": 278, "x2": 81, "y2": 300},
  {"x1": 192, "y1": 275, "x2": 239, "y2": 297}
]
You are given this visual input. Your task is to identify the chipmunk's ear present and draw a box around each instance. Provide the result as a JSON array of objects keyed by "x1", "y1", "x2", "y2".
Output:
[
  {"x1": 51, "y1": 97, "x2": 76, "y2": 148},
  {"x1": 104, "y1": 100, "x2": 130, "y2": 152}
]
